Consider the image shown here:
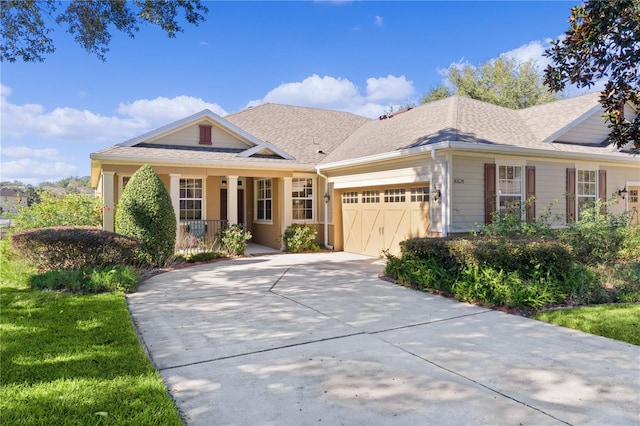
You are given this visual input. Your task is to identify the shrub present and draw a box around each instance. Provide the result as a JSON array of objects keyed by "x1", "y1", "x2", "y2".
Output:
[
  {"x1": 185, "y1": 251, "x2": 223, "y2": 263},
  {"x1": 283, "y1": 224, "x2": 319, "y2": 253},
  {"x1": 29, "y1": 265, "x2": 139, "y2": 293},
  {"x1": 10, "y1": 191, "x2": 102, "y2": 232},
  {"x1": 557, "y1": 204, "x2": 635, "y2": 265},
  {"x1": 400, "y1": 236, "x2": 573, "y2": 279},
  {"x1": 115, "y1": 165, "x2": 176, "y2": 266},
  {"x1": 10, "y1": 226, "x2": 141, "y2": 272},
  {"x1": 219, "y1": 224, "x2": 251, "y2": 256}
]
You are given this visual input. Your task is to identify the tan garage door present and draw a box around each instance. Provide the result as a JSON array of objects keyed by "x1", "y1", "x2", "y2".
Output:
[{"x1": 341, "y1": 185, "x2": 431, "y2": 256}]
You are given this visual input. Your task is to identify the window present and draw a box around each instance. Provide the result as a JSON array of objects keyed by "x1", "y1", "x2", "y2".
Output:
[
  {"x1": 384, "y1": 188, "x2": 405, "y2": 203},
  {"x1": 342, "y1": 192, "x2": 358, "y2": 204},
  {"x1": 577, "y1": 169, "x2": 597, "y2": 220},
  {"x1": 292, "y1": 178, "x2": 313, "y2": 221},
  {"x1": 498, "y1": 165, "x2": 522, "y2": 219},
  {"x1": 410, "y1": 186, "x2": 430, "y2": 202},
  {"x1": 199, "y1": 124, "x2": 212, "y2": 145},
  {"x1": 180, "y1": 178, "x2": 203, "y2": 220},
  {"x1": 256, "y1": 179, "x2": 272, "y2": 221},
  {"x1": 119, "y1": 176, "x2": 131, "y2": 197},
  {"x1": 362, "y1": 190, "x2": 380, "y2": 203}
]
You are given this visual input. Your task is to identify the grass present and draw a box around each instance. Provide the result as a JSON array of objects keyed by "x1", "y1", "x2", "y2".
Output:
[
  {"x1": 0, "y1": 250, "x2": 182, "y2": 425},
  {"x1": 535, "y1": 304, "x2": 640, "y2": 346}
]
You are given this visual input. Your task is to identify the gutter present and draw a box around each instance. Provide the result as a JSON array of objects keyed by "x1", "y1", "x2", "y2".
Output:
[
  {"x1": 316, "y1": 169, "x2": 334, "y2": 250},
  {"x1": 431, "y1": 148, "x2": 448, "y2": 237}
]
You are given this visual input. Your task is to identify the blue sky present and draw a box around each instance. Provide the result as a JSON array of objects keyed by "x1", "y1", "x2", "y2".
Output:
[{"x1": 1, "y1": 0, "x2": 586, "y2": 185}]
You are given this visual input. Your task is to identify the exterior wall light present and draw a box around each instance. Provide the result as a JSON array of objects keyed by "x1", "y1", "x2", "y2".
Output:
[
  {"x1": 324, "y1": 192, "x2": 331, "y2": 203},
  {"x1": 618, "y1": 185, "x2": 628, "y2": 200}
]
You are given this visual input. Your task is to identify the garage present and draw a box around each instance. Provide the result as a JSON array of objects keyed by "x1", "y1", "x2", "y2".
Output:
[{"x1": 341, "y1": 184, "x2": 431, "y2": 256}]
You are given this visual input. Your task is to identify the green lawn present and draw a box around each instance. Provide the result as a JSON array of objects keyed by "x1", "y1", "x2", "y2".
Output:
[
  {"x1": 0, "y1": 279, "x2": 182, "y2": 425},
  {"x1": 535, "y1": 304, "x2": 640, "y2": 346}
]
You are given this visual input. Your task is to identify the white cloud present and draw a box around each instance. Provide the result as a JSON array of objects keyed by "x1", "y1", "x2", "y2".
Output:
[
  {"x1": 366, "y1": 75, "x2": 414, "y2": 102},
  {"x1": 1, "y1": 146, "x2": 63, "y2": 160},
  {"x1": 247, "y1": 73, "x2": 415, "y2": 118},
  {"x1": 1, "y1": 158, "x2": 79, "y2": 184},
  {"x1": 501, "y1": 40, "x2": 553, "y2": 71},
  {"x1": 374, "y1": 15, "x2": 383, "y2": 26},
  {"x1": 0, "y1": 87, "x2": 228, "y2": 184},
  {"x1": 1, "y1": 89, "x2": 227, "y2": 143}
]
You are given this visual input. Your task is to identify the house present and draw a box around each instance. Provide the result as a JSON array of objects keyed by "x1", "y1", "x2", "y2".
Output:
[
  {"x1": 0, "y1": 187, "x2": 27, "y2": 216},
  {"x1": 90, "y1": 93, "x2": 640, "y2": 257}
]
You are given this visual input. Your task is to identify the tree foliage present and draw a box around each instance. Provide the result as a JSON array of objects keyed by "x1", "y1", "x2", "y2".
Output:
[
  {"x1": 115, "y1": 164, "x2": 176, "y2": 266},
  {"x1": 544, "y1": 0, "x2": 640, "y2": 149},
  {"x1": 10, "y1": 191, "x2": 102, "y2": 231},
  {"x1": 1, "y1": 0, "x2": 208, "y2": 62},
  {"x1": 422, "y1": 57, "x2": 557, "y2": 109}
]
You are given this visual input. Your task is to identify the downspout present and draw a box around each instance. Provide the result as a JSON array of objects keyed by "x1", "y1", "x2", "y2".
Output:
[
  {"x1": 316, "y1": 169, "x2": 334, "y2": 250},
  {"x1": 431, "y1": 148, "x2": 449, "y2": 237}
]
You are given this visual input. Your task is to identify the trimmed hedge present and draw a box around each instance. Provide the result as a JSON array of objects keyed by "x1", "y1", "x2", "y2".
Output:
[
  {"x1": 400, "y1": 235, "x2": 574, "y2": 278},
  {"x1": 11, "y1": 226, "x2": 141, "y2": 272},
  {"x1": 115, "y1": 165, "x2": 176, "y2": 266}
]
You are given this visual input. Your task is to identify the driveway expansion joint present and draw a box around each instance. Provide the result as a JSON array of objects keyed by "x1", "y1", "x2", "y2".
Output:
[
  {"x1": 393, "y1": 344, "x2": 573, "y2": 425},
  {"x1": 158, "y1": 331, "x2": 366, "y2": 372},
  {"x1": 368, "y1": 309, "x2": 494, "y2": 334}
]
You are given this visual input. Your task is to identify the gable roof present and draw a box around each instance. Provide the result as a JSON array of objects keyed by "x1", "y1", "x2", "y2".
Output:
[
  {"x1": 224, "y1": 103, "x2": 371, "y2": 165},
  {"x1": 320, "y1": 93, "x2": 638, "y2": 168}
]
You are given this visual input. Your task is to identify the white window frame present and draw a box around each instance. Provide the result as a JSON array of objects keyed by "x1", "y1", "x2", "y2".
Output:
[
  {"x1": 496, "y1": 163, "x2": 524, "y2": 220},
  {"x1": 292, "y1": 177, "x2": 314, "y2": 222},
  {"x1": 255, "y1": 178, "x2": 273, "y2": 223},
  {"x1": 119, "y1": 175, "x2": 132, "y2": 198},
  {"x1": 576, "y1": 169, "x2": 597, "y2": 221},
  {"x1": 179, "y1": 177, "x2": 205, "y2": 221}
]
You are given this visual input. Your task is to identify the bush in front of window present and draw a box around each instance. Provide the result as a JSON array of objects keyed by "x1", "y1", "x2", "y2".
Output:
[
  {"x1": 115, "y1": 164, "x2": 176, "y2": 266},
  {"x1": 219, "y1": 224, "x2": 251, "y2": 256},
  {"x1": 283, "y1": 224, "x2": 320, "y2": 253}
]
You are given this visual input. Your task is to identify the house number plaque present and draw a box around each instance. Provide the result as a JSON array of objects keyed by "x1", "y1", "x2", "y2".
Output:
[{"x1": 453, "y1": 178, "x2": 464, "y2": 184}]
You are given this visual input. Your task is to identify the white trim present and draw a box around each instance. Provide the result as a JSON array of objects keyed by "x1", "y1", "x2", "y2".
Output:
[
  {"x1": 316, "y1": 140, "x2": 640, "y2": 172},
  {"x1": 254, "y1": 178, "x2": 274, "y2": 224},
  {"x1": 543, "y1": 104, "x2": 603, "y2": 143},
  {"x1": 178, "y1": 176, "x2": 206, "y2": 221},
  {"x1": 291, "y1": 176, "x2": 316, "y2": 223},
  {"x1": 238, "y1": 141, "x2": 294, "y2": 161},
  {"x1": 90, "y1": 153, "x2": 313, "y2": 171},
  {"x1": 117, "y1": 109, "x2": 266, "y2": 149},
  {"x1": 118, "y1": 174, "x2": 132, "y2": 198}
]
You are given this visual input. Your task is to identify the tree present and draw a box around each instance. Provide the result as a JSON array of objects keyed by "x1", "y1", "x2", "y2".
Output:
[
  {"x1": 115, "y1": 164, "x2": 176, "y2": 266},
  {"x1": 544, "y1": 0, "x2": 640, "y2": 149},
  {"x1": 1, "y1": 0, "x2": 208, "y2": 62},
  {"x1": 423, "y1": 57, "x2": 557, "y2": 109},
  {"x1": 421, "y1": 85, "x2": 452, "y2": 104}
]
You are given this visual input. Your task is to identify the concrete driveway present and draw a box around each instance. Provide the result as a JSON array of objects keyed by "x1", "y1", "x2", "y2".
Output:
[{"x1": 127, "y1": 252, "x2": 640, "y2": 425}]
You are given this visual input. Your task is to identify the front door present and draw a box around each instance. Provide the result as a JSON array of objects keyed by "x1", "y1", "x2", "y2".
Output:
[
  {"x1": 629, "y1": 186, "x2": 639, "y2": 226},
  {"x1": 220, "y1": 189, "x2": 245, "y2": 225}
]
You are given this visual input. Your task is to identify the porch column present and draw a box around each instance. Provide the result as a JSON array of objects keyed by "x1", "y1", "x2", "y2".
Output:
[
  {"x1": 283, "y1": 176, "x2": 293, "y2": 231},
  {"x1": 227, "y1": 175, "x2": 238, "y2": 225},
  {"x1": 102, "y1": 171, "x2": 115, "y2": 231},
  {"x1": 169, "y1": 174, "x2": 181, "y2": 246}
]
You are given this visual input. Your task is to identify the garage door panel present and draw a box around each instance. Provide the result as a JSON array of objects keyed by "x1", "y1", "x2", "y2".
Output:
[
  {"x1": 362, "y1": 209, "x2": 383, "y2": 257},
  {"x1": 342, "y1": 207, "x2": 361, "y2": 254},
  {"x1": 383, "y1": 208, "x2": 409, "y2": 254}
]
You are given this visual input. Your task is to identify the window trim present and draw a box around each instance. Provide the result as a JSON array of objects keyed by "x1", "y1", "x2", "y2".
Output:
[
  {"x1": 179, "y1": 177, "x2": 205, "y2": 221},
  {"x1": 576, "y1": 168, "x2": 597, "y2": 221},
  {"x1": 255, "y1": 178, "x2": 273, "y2": 223},
  {"x1": 119, "y1": 175, "x2": 132, "y2": 198},
  {"x1": 496, "y1": 163, "x2": 524, "y2": 220},
  {"x1": 292, "y1": 177, "x2": 315, "y2": 222}
]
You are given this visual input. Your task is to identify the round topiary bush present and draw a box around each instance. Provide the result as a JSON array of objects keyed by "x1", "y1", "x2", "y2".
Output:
[{"x1": 115, "y1": 165, "x2": 176, "y2": 266}]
